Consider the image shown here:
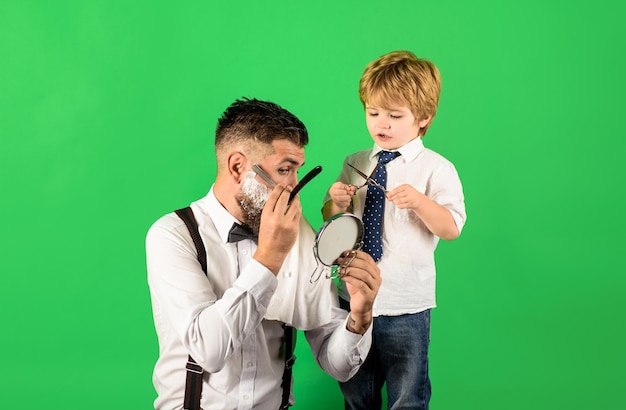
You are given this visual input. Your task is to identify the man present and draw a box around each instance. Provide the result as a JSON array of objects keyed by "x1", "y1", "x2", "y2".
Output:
[{"x1": 146, "y1": 98, "x2": 381, "y2": 409}]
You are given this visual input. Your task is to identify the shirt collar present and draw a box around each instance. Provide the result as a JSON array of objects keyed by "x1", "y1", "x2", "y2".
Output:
[
  {"x1": 197, "y1": 186, "x2": 242, "y2": 244},
  {"x1": 370, "y1": 137, "x2": 424, "y2": 162}
]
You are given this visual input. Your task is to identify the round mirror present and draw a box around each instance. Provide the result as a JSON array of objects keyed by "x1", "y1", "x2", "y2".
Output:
[{"x1": 311, "y1": 213, "x2": 364, "y2": 282}]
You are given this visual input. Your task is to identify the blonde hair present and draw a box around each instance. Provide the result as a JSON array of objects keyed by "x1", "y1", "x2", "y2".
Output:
[{"x1": 359, "y1": 50, "x2": 441, "y2": 136}]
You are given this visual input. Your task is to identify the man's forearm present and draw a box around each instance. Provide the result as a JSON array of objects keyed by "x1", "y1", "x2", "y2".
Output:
[{"x1": 346, "y1": 312, "x2": 372, "y2": 335}]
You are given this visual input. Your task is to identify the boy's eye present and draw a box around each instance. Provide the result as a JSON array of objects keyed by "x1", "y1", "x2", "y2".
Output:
[
  {"x1": 367, "y1": 112, "x2": 378, "y2": 117},
  {"x1": 278, "y1": 168, "x2": 290, "y2": 175},
  {"x1": 390, "y1": 115, "x2": 402, "y2": 119}
]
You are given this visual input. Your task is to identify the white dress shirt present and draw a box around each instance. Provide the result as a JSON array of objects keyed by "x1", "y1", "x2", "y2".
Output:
[
  {"x1": 325, "y1": 137, "x2": 467, "y2": 317},
  {"x1": 146, "y1": 187, "x2": 372, "y2": 410}
]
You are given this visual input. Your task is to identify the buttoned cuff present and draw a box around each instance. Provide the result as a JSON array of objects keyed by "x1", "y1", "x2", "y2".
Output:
[{"x1": 333, "y1": 315, "x2": 373, "y2": 367}]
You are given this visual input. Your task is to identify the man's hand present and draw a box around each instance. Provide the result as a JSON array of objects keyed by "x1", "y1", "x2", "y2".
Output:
[
  {"x1": 337, "y1": 250, "x2": 381, "y2": 334},
  {"x1": 254, "y1": 185, "x2": 301, "y2": 275}
]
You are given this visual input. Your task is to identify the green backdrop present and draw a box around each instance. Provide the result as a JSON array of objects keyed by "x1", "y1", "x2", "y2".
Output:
[{"x1": 1, "y1": 1, "x2": 624, "y2": 409}]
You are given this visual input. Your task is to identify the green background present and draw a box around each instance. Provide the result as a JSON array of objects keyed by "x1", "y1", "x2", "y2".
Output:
[{"x1": 1, "y1": 1, "x2": 624, "y2": 408}]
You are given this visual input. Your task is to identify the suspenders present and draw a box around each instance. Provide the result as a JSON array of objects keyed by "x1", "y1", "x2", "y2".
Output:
[{"x1": 174, "y1": 207, "x2": 295, "y2": 409}]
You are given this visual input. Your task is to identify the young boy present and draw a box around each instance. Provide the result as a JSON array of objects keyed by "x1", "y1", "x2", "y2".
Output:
[{"x1": 322, "y1": 50, "x2": 467, "y2": 409}]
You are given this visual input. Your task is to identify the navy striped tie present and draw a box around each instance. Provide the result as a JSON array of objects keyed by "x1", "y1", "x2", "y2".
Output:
[{"x1": 362, "y1": 151, "x2": 401, "y2": 262}]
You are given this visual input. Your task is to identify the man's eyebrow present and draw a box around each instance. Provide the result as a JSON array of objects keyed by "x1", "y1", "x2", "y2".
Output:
[{"x1": 280, "y1": 158, "x2": 304, "y2": 167}]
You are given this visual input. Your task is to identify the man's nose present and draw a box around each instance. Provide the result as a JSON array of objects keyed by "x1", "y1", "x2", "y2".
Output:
[{"x1": 287, "y1": 174, "x2": 299, "y2": 188}]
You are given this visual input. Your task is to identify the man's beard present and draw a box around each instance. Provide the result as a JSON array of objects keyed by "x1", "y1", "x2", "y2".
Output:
[{"x1": 236, "y1": 171, "x2": 273, "y2": 236}]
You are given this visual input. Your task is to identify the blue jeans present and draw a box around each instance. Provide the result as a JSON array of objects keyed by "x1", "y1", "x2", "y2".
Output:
[{"x1": 339, "y1": 299, "x2": 431, "y2": 410}]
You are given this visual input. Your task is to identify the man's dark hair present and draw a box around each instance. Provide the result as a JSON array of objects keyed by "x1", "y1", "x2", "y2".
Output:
[{"x1": 215, "y1": 98, "x2": 309, "y2": 151}]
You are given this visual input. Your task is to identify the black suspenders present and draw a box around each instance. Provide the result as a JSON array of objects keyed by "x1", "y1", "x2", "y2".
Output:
[{"x1": 175, "y1": 207, "x2": 295, "y2": 409}]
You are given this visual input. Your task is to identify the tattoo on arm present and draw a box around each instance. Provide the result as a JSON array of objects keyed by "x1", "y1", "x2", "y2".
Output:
[{"x1": 347, "y1": 315, "x2": 370, "y2": 335}]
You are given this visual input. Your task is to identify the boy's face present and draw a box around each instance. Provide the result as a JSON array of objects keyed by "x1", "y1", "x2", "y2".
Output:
[{"x1": 365, "y1": 102, "x2": 431, "y2": 150}]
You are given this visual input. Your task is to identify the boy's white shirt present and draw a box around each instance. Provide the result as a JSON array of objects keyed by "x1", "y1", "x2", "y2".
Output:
[{"x1": 325, "y1": 137, "x2": 466, "y2": 316}]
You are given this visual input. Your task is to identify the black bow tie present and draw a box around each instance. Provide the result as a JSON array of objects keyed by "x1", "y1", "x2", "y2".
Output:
[{"x1": 227, "y1": 223, "x2": 258, "y2": 243}]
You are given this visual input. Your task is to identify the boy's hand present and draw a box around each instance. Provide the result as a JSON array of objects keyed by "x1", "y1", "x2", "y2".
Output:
[
  {"x1": 328, "y1": 182, "x2": 356, "y2": 211},
  {"x1": 387, "y1": 184, "x2": 460, "y2": 240},
  {"x1": 387, "y1": 184, "x2": 424, "y2": 210}
]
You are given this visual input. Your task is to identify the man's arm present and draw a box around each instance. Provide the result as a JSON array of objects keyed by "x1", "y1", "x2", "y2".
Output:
[
  {"x1": 146, "y1": 217, "x2": 277, "y2": 373},
  {"x1": 304, "y1": 250, "x2": 381, "y2": 381}
]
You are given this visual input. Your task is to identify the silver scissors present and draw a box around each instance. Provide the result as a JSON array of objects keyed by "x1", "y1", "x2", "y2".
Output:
[{"x1": 347, "y1": 163, "x2": 388, "y2": 194}]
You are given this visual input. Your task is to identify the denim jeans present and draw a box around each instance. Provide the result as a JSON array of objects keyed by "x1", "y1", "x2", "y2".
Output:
[{"x1": 339, "y1": 299, "x2": 432, "y2": 410}]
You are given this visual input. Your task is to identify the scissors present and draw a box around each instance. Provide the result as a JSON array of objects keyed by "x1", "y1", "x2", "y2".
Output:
[{"x1": 347, "y1": 163, "x2": 388, "y2": 194}]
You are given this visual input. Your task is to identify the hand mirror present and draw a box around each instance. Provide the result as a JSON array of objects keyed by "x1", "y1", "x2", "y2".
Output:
[{"x1": 310, "y1": 213, "x2": 364, "y2": 283}]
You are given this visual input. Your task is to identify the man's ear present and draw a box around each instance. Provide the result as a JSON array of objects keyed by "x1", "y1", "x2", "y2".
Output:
[{"x1": 227, "y1": 151, "x2": 248, "y2": 184}]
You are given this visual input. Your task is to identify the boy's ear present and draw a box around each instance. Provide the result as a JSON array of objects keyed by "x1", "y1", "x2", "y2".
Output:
[
  {"x1": 227, "y1": 151, "x2": 248, "y2": 184},
  {"x1": 417, "y1": 115, "x2": 432, "y2": 129}
]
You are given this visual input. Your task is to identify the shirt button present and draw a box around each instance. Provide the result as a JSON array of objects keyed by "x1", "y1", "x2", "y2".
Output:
[
  {"x1": 246, "y1": 361, "x2": 253, "y2": 367},
  {"x1": 243, "y1": 394, "x2": 250, "y2": 400},
  {"x1": 242, "y1": 249, "x2": 248, "y2": 255},
  {"x1": 283, "y1": 271, "x2": 292, "y2": 278}
]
